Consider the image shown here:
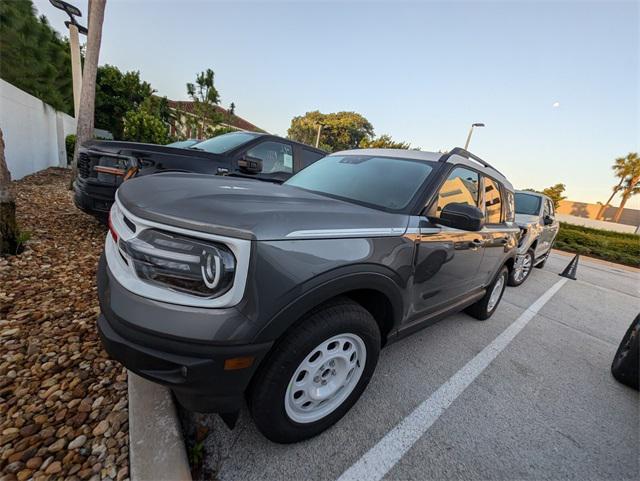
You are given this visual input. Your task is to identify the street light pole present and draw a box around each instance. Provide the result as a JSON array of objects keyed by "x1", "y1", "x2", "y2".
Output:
[
  {"x1": 68, "y1": 23, "x2": 82, "y2": 118},
  {"x1": 49, "y1": 1, "x2": 87, "y2": 119},
  {"x1": 315, "y1": 124, "x2": 323, "y2": 148},
  {"x1": 464, "y1": 122, "x2": 485, "y2": 150}
]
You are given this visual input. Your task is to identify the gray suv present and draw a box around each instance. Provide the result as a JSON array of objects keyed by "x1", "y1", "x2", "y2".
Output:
[
  {"x1": 97, "y1": 147, "x2": 519, "y2": 442},
  {"x1": 509, "y1": 190, "x2": 560, "y2": 286}
]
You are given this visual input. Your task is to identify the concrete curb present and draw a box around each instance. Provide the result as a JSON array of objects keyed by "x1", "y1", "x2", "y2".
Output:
[{"x1": 128, "y1": 371, "x2": 192, "y2": 481}]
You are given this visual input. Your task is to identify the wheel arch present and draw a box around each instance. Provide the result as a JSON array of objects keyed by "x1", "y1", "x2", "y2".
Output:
[{"x1": 253, "y1": 269, "x2": 404, "y2": 347}]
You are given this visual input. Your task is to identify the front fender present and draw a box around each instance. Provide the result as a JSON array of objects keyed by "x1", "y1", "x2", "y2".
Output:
[{"x1": 253, "y1": 265, "x2": 405, "y2": 343}]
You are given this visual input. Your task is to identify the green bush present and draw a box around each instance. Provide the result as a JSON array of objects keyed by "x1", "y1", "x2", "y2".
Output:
[
  {"x1": 65, "y1": 134, "x2": 76, "y2": 165},
  {"x1": 555, "y1": 223, "x2": 639, "y2": 267},
  {"x1": 122, "y1": 109, "x2": 171, "y2": 145}
]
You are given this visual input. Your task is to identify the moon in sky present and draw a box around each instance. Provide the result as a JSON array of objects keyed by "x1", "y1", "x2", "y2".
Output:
[{"x1": 552, "y1": 101, "x2": 560, "y2": 108}]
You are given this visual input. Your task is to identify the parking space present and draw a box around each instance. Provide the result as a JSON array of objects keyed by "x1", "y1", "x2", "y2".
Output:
[{"x1": 184, "y1": 252, "x2": 639, "y2": 481}]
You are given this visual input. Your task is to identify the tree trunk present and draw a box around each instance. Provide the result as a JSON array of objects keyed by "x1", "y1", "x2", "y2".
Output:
[
  {"x1": 0, "y1": 128, "x2": 19, "y2": 255},
  {"x1": 596, "y1": 177, "x2": 624, "y2": 220},
  {"x1": 70, "y1": 0, "x2": 107, "y2": 189},
  {"x1": 613, "y1": 195, "x2": 629, "y2": 223}
]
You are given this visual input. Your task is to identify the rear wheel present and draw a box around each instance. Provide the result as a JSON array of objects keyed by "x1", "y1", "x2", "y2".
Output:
[
  {"x1": 508, "y1": 249, "x2": 534, "y2": 286},
  {"x1": 465, "y1": 266, "x2": 508, "y2": 321},
  {"x1": 249, "y1": 298, "x2": 381, "y2": 443}
]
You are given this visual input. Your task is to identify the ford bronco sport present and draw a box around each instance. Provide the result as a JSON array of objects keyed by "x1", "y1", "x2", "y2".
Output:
[{"x1": 97, "y1": 147, "x2": 518, "y2": 443}]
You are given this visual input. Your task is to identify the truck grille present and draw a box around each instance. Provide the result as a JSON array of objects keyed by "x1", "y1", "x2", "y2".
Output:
[{"x1": 77, "y1": 153, "x2": 93, "y2": 178}]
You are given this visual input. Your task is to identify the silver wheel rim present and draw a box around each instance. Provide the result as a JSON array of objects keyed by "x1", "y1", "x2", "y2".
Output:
[
  {"x1": 487, "y1": 273, "x2": 506, "y2": 312},
  {"x1": 514, "y1": 253, "x2": 533, "y2": 283},
  {"x1": 284, "y1": 333, "x2": 367, "y2": 424}
]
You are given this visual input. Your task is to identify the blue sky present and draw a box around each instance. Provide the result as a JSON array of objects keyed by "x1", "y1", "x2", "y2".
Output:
[{"x1": 34, "y1": 0, "x2": 639, "y2": 206}]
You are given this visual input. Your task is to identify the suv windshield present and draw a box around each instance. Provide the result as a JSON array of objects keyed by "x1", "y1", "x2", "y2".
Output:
[
  {"x1": 190, "y1": 132, "x2": 260, "y2": 154},
  {"x1": 515, "y1": 192, "x2": 542, "y2": 215},
  {"x1": 285, "y1": 154, "x2": 435, "y2": 211}
]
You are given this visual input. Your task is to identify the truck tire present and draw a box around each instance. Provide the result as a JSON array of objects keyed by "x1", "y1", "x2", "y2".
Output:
[
  {"x1": 611, "y1": 314, "x2": 639, "y2": 390},
  {"x1": 465, "y1": 266, "x2": 508, "y2": 321},
  {"x1": 249, "y1": 297, "x2": 381, "y2": 443},
  {"x1": 508, "y1": 249, "x2": 534, "y2": 286}
]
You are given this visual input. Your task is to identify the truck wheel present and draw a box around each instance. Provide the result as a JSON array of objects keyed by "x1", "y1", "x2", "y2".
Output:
[
  {"x1": 249, "y1": 298, "x2": 381, "y2": 443},
  {"x1": 611, "y1": 314, "x2": 639, "y2": 390},
  {"x1": 465, "y1": 266, "x2": 508, "y2": 321},
  {"x1": 508, "y1": 249, "x2": 534, "y2": 286}
]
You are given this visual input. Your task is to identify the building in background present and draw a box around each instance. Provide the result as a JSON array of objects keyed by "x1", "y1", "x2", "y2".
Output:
[{"x1": 166, "y1": 100, "x2": 264, "y2": 139}]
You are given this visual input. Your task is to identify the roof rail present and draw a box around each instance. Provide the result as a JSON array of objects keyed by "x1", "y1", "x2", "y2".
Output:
[{"x1": 438, "y1": 147, "x2": 505, "y2": 178}]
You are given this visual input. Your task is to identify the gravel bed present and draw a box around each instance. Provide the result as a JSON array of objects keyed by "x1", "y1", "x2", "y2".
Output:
[{"x1": 0, "y1": 168, "x2": 129, "y2": 481}]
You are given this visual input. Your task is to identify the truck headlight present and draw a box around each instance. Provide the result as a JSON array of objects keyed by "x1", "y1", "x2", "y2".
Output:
[{"x1": 120, "y1": 229, "x2": 236, "y2": 298}]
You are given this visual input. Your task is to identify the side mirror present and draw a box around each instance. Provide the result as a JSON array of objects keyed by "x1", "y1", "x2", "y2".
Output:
[
  {"x1": 543, "y1": 215, "x2": 554, "y2": 226},
  {"x1": 238, "y1": 155, "x2": 263, "y2": 174},
  {"x1": 439, "y1": 203, "x2": 484, "y2": 231}
]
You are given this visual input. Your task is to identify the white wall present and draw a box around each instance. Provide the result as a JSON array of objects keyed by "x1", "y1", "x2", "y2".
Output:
[
  {"x1": 557, "y1": 213, "x2": 639, "y2": 235},
  {"x1": 0, "y1": 79, "x2": 76, "y2": 180}
]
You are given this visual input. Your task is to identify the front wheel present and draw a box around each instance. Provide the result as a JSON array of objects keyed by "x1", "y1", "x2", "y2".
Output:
[
  {"x1": 508, "y1": 249, "x2": 534, "y2": 286},
  {"x1": 465, "y1": 266, "x2": 508, "y2": 321},
  {"x1": 249, "y1": 298, "x2": 381, "y2": 443}
]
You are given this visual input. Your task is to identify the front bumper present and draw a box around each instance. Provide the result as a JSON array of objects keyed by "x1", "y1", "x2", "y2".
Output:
[
  {"x1": 74, "y1": 178, "x2": 117, "y2": 222},
  {"x1": 97, "y1": 254, "x2": 272, "y2": 413}
]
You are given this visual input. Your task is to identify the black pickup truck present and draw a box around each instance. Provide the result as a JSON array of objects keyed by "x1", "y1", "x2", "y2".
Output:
[{"x1": 73, "y1": 132, "x2": 326, "y2": 221}]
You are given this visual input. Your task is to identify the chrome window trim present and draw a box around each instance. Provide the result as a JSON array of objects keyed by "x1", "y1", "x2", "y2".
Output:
[{"x1": 105, "y1": 194, "x2": 251, "y2": 308}]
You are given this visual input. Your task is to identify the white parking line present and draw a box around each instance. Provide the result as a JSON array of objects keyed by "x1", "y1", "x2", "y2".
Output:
[{"x1": 336, "y1": 278, "x2": 568, "y2": 481}]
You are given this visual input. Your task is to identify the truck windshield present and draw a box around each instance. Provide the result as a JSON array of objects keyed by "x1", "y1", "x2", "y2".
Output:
[
  {"x1": 285, "y1": 154, "x2": 435, "y2": 211},
  {"x1": 515, "y1": 192, "x2": 542, "y2": 215},
  {"x1": 190, "y1": 132, "x2": 260, "y2": 154}
]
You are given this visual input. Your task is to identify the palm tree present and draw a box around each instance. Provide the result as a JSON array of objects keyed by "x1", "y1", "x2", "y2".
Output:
[
  {"x1": 613, "y1": 154, "x2": 640, "y2": 223},
  {"x1": 597, "y1": 153, "x2": 638, "y2": 220},
  {"x1": 70, "y1": 0, "x2": 107, "y2": 187}
]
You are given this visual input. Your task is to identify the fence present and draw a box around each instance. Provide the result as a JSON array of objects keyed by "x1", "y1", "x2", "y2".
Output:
[
  {"x1": 0, "y1": 79, "x2": 76, "y2": 180},
  {"x1": 556, "y1": 213, "x2": 639, "y2": 235}
]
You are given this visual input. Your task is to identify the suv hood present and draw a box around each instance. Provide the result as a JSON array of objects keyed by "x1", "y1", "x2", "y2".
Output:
[{"x1": 116, "y1": 172, "x2": 409, "y2": 241}]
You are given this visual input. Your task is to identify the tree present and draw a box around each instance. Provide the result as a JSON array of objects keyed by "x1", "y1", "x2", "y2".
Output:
[
  {"x1": 122, "y1": 99, "x2": 172, "y2": 145},
  {"x1": 597, "y1": 153, "x2": 639, "y2": 220},
  {"x1": 287, "y1": 111, "x2": 374, "y2": 152},
  {"x1": 612, "y1": 153, "x2": 640, "y2": 223},
  {"x1": 186, "y1": 69, "x2": 222, "y2": 136},
  {"x1": 0, "y1": 0, "x2": 73, "y2": 114},
  {"x1": 359, "y1": 134, "x2": 415, "y2": 150},
  {"x1": 95, "y1": 65, "x2": 154, "y2": 139},
  {"x1": 0, "y1": 128, "x2": 19, "y2": 255},
  {"x1": 71, "y1": 0, "x2": 106, "y2": 187}
]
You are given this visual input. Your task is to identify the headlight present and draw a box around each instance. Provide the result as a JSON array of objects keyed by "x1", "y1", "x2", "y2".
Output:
[
  {"x1": 120, "y1": 229, "x2": 236, "y2": 298},
  {"x1": 518, "y1": 227, "x2": 527, "y2": 246}
]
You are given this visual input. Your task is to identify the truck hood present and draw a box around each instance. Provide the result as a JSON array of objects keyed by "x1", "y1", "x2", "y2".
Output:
[
  {"x1": 515, "y1": 213, "x2": 540, "y2": 227},
  {"x1": 116, "y1": 172, "x2": 409, "y2": 241}
]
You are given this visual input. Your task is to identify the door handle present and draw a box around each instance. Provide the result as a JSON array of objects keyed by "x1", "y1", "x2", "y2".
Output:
[{"x1": 498, "y1": 238, "x2": 508, "y2": 245}]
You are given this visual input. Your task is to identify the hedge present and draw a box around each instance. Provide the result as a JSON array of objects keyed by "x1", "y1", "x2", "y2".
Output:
[{"x1": 555, "y1": 223, "x2": 639, "y2": 267}]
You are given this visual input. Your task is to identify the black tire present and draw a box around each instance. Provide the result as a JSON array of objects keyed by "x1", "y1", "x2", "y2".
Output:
[
  {"x1": 508, "y1": 249, "x2": 534, "y2": 287},
  {"x1": 248, "y1": 297, "x2": 381, "y2": 443},
  {"x1": 611, "y1": 314, "x2": 639, "y2": 390},
  {"x1": 465, "y1": 266, "x2": 508, "y2": 321}
]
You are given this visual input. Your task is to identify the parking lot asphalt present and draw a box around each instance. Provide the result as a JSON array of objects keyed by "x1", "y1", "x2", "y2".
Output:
[{"x1": 185, "y1": 251, "x2": 639, "y2": 481}]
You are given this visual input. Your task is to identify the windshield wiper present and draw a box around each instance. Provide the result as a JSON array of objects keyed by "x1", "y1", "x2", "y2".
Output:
[{"x1": 188, "y1": 147, "x2": 205, "y2": 151}]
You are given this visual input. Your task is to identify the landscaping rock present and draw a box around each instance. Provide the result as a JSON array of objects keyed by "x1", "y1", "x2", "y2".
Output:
[{"x1": 0, "y1": 169, "x2": 129, "y2": 479}]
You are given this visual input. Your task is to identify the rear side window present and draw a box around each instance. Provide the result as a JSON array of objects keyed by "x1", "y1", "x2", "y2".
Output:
[
  {"x1": 504, "y1": 190, "x2": 515, "y2": 222},
  {"x1": 301, "y1": 148, "x2": 325, "y2": 169},
  {"x1": 484, "y1": 177, "x2": 503, "y2": 224},
  {"x1": 428, "y1": 167, "x2": 480, "y2": 217}
]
